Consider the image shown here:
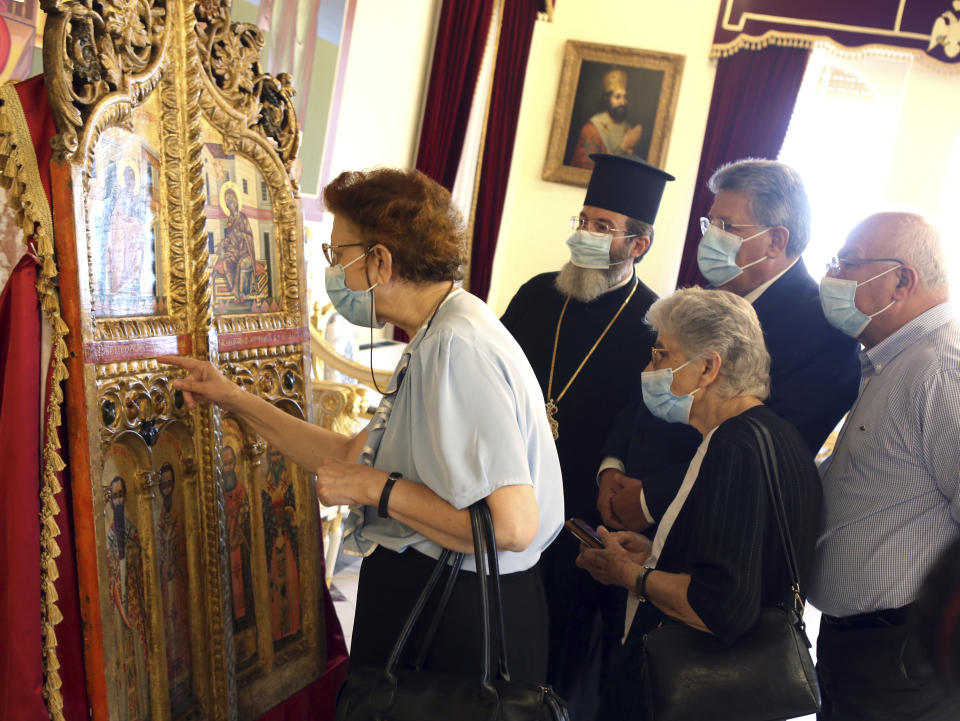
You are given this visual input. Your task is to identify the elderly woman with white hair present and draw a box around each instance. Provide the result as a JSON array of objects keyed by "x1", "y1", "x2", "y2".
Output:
[{"x1": 576, "y1": 286, "x2": 823, "y2": 719}]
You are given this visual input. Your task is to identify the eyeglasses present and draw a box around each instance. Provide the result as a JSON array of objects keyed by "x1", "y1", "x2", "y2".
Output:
[
  {"x1": 699, "y1": 217, "x2": 766, "y2": 235},
  {"x1": 825, "y1": 256, "x2": 905, "y2": 275},
  {"x1": 570, "y1": 216, "x2": 636, "y2": 236},
  {"x1": 321, "y1": 242, "x2": 367, "y2": 266},
  {"x1": 650, "y1": 347, "x2": 685, "y2": 365}
]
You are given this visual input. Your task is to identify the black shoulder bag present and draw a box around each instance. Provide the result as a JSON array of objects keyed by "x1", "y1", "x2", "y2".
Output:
[
  {"x1": 640, "y1": 417, "x2": 821, "y2": 721},
  {"x1": 334, "y1": 501, "x2": 570, "y2": 721}
]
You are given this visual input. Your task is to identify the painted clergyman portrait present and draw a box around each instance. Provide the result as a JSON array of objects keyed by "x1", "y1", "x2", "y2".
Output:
[{"x1": 544, "y1": 41, "x2": 684, "y2": 187}]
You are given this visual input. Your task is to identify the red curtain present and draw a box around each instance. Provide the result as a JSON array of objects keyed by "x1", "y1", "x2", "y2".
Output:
[
  {"x1": 675, "y1": 46, "x2": 809, "y2": 288},
  {"x1": 0, "y1": 255, "x2": 45, "y2": 721},
  {"x1": 468, "y1": 0, "x2": 539, "y2": 301},
  {"x1": 414, "y1": 0, "x2": 496, "y2": 190},
  {"x1": 0, "y1": 74, "x2": 88, "y2": 721}
]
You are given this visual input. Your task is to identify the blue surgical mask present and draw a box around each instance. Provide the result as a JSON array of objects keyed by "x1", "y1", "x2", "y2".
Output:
[
  {"x1": 324, "y1": 251, "x2": 385, "y2": 329},
  {"x1": 566, "y1": 230, "x2": 619, "y2": 269},
  {"x1": 641, "y1": 360, "x2": 700, "y2": 425},
  {"x1": 819, "y1": 265, "x2": 900, "y2": 337},
  {"x1": 697, "y1": 225, "x2": 769, "y2": 286}
]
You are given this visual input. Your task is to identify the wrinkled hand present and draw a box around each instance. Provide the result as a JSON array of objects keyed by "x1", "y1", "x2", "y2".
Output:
[
  {"x1": 597, "y1": 468, "x2": 627, "y2": 529},
  {"x1": 158, "y1": 355, "x2": 240, "y2": 410},
  {"x1": 610, "y1": 476, "x2": 653, "y2": 531},
  {"x1": 621, "y1": 124, "x2": 643, "y2": 154},
  {"x1": 576, "y1": 527, "x2": 652, "y2": 589},
  {"x1": 315, "y1": 457, "x2": 385, "y2": 507}
]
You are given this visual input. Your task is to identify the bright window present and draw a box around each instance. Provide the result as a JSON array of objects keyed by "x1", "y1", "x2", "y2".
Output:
[{"x1": 779, "y1": 44, "x2": 960, "y2": 286}]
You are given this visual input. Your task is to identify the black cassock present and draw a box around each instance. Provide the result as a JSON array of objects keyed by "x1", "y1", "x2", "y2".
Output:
[{"x1": 501, "y1": 270, "x2": 657, "y2": 720}]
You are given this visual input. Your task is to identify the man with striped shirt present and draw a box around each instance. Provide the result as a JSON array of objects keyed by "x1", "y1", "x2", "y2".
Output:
[{"x1": 809, "y1": 212, "x2": 960, "y2": 721}]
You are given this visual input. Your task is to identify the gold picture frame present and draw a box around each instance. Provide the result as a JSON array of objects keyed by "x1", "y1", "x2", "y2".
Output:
[{"x1": 543, "y1": 40, "x2": 685, "y2": 187}]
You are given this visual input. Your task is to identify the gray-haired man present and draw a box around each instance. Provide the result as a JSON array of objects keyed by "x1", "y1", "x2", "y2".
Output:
[{"x1": 810, "y1": 211, "x2": 960, "y2": 721}]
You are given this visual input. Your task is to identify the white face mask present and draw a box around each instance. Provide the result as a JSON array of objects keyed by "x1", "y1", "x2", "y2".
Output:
[
  {"x1": 819, "y1": 264, "x2": 900, "y2": 337},
  {"x1": 566, "y1": 230, "x2": 614, "y2": 269},
  {"x1": 697, "y1": 225, "x2": 769, "y2": 286}
]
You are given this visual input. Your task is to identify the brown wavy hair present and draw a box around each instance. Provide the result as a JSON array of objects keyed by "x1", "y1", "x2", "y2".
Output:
[{"x1": 323, "y1": 168, "x2": 467, "y2": 282}]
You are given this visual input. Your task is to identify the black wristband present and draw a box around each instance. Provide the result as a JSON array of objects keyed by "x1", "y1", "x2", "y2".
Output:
[
  {"x1": 378, "y1": 472, "x2": 402, "y2": 519},
  {"x1": 635, "y1": 567, "x2": 654, "y2": 604}
]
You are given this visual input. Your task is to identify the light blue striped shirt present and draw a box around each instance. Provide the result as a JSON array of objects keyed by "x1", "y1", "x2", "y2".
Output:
[
  {"x1": 342, "y1": 290, "x2": 564, "y2": 574},
  {"x1": 808, "y1": 302, "x2": 960, "y2": 617}
]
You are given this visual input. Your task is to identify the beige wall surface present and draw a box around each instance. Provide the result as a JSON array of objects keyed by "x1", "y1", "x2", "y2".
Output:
[
  {"x1": 486, "y1": 0, "x2": 723, "y2": 314},
  {"x1": 307, "y1": 0, "x2": 724, "y2": 319},
  {"x1": 324, "y1": 0, "x2": 441, "y2": 180}
]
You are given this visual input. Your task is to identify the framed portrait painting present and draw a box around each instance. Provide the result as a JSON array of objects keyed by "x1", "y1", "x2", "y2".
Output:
[{"x1": 543, "y1": 40, "x2": 685, "y2": 187}]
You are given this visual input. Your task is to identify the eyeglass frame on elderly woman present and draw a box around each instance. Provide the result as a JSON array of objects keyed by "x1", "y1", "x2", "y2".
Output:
[
  {"x1": 649, "y1": 346, "x2": 687, "y2": 367},
  {"x1": 321, "y1": 242, "x2": 368, "y2": 266}
]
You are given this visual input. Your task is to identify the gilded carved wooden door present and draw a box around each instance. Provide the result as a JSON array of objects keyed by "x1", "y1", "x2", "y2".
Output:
[{"x1": 43, "y1": 0, "x2": 325, "y2": 719}]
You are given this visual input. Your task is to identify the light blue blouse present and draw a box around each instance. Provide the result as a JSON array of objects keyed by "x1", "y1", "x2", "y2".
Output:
[{"x1": 342, "y1": 289, "x2": 563, "y2": 573}]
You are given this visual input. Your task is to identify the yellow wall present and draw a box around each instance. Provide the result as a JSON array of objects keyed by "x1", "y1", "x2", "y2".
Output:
[
  {"x1": 324, "y1": 0, "x2": 441, "y2": 178},
  {"x1": 486, "y1": 0, "x2": 723, "y2": 314},
  {"x1": 319, "y1": 1, "x2": 724, "y2": 314}
]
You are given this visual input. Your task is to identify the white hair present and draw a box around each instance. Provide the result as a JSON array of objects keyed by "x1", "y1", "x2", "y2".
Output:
[
  {"x1": 646, "y1": 287, "x2": 770, "y2": 400},
  {"x1": 867, "y1": 212, "x2": 950, "y2": 289}
]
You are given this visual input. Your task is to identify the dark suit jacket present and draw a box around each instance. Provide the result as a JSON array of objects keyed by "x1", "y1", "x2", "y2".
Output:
[{"x1": 604, "y1": 258, "x2": 861, "y2": 520}]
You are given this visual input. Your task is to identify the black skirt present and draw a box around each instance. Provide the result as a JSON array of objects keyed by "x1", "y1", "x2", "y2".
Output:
[{"x1": 349, "y1": 544, "x2": 549, "y2": 683}]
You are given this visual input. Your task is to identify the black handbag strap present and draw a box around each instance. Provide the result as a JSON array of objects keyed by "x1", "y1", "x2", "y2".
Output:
[
  {"x1": 743, "y1": 416, "x2": 805, "y2": 620},
  {"x1": 382, "y1": 500, "x2": 511, "y2": 685},
  {"x1": 412, "y1": 551, "x2": 464, "y2": 670}
]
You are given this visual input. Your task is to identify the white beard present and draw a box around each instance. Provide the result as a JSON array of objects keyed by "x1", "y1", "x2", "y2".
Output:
[{"x1": 554, "y1": 261, "x2": 632, "y2": 302}]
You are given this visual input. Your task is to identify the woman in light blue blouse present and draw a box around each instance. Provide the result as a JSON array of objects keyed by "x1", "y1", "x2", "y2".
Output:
[{"x1": 163, "y1": 168, "x2": 563, "y2": 682}]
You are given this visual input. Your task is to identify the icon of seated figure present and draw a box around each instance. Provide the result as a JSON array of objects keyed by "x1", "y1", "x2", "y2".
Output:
[{"x1": 212, "y1": 185, "x2": 268, "y2": 304}]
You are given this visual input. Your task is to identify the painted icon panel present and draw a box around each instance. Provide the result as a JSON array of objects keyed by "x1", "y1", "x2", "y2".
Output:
[
  {"x1": 201, "y1": 144, "x2": 281, "y2": 315},
  {"x1": 88, "y1": 122, "x2": 163, "y2": 318},
  {"x1": 102, "y1": 440, "x2": 154, "y2": 721}
]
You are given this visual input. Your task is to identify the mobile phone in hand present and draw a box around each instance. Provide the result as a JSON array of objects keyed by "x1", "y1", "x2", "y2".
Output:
[{"x1": 564, "y1": 518, "x2": 604, "y2": 548}]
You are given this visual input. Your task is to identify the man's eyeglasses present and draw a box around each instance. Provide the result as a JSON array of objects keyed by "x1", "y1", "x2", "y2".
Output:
[
  {"x1": 699, "y1": 217, "x2": 766, "y2": 235},
  {"x1": 570, "y1": 216, "x2": 636, "y2": 236},
  {"x1": 321, "y1": 242, "x2": 367, "y2": 266},
  {"x1": 825, "y1": 256, "x2": 904, "y2": 275}
]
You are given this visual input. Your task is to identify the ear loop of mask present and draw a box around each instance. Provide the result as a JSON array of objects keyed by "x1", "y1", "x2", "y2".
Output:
[{"x1": 364, "y1": 247, "x2": 387, "y2": 395}]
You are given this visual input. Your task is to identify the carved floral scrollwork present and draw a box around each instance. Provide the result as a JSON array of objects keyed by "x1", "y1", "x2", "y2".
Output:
[
  {"x1": 41, "y1": 0, "x2": 169, "y2": 159},
  {"x1": 193, "y1": 4, "x2": 300, "y2": 174},
  {"x1": 219, "y1": 347, "x2": 305, "y2": 406},
  {"x1": 95, "y1": 361, "x2": 192, "y2": 448}
]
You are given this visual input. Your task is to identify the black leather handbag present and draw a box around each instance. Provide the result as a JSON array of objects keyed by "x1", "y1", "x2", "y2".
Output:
[
  {"x1": 641, "y1": 417, "x2": 821, "y2": 721},
  {"x1": 334, "y1": 501, "x2": 570, "y2": 721}
]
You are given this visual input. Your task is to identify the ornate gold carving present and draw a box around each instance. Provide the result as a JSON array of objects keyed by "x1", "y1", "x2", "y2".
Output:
[
  {"x1": 219, "y1": 348, "x2": 306, "y2": 406},
  {"x1": 193, "y1": 1, "x2": 300, "y2": 175},
  {"x1": 313, "y1": 382, "x2": 368, "y2": 436},
  {"x1": 95, "y1": 365, "x2": 192, "y2": 448},
  {"x1": 41, "y1": 0, "x2": 170, "y2": 161}
]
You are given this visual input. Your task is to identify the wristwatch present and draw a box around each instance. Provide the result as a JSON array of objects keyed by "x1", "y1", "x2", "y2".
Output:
[{"x1": 635, "y1": 566, "x2": 654, "y2": 604}]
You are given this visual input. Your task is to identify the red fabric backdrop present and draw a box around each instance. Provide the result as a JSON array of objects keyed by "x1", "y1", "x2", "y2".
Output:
[
  {"x1": 468, "y1": 0, "x2": 539, "y2": 301},
  {"x1": 675, "y1": 46, "x2": 809, "y2": 288},
  {"x1": 414, "y1": 0, "x2": 496, "y2": 190},
  {"x1": 0, "y1": 254, "x2": 45, "y2": 721}
]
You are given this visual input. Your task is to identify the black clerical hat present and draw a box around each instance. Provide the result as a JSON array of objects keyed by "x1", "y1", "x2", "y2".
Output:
[{"x1": 583, "y1": 154, "x2": 675, "y2": 225}]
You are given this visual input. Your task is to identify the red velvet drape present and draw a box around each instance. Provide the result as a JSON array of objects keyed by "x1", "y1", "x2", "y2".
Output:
[
  {"x1": 0, "y1": 255, "x2": 45, "y2": 721},
  {"x1": 468, "y1": 0, "x2": 539, "y2": 301},
  {"x1": 0, "y1": 73, "x2": 89, "y2": 721},
  {"x1": 414, "y1": 0, "x2": 495, "y2": 190},
  {"x1": 675, "y1": 46, "x2": 809, "y2": 288}
]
